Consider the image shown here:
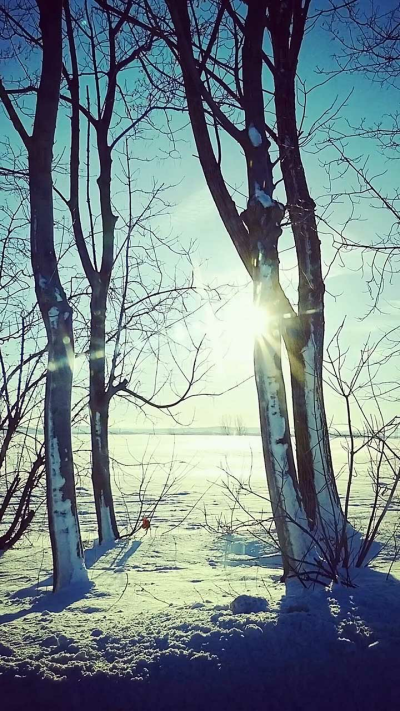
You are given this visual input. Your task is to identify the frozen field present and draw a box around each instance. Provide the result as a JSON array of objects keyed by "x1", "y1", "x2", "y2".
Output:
[{"x1": 1, "y1": 434, "x2": 400, "y2": 710}]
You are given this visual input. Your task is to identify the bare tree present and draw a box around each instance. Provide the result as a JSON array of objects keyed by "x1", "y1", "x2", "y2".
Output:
[
  {"x1": 102, "y1": 0, "x2": 386, "y2": 582},
  {"x1": 0, "y1": 0, "x2": 229, "y2": 555},
  {"x1": 0, "y1": 349, "x2": 45, "y2": 551},
  {"x1": 220, "y1": 416, "x2": 232, "y2": 435},
  {"x1": 0, "y1": 0, "x2": 88, "y2": 590},
  {"x1": 59, "y1": 0, "x2": 209, "y2": 543},
  {"x1": 326, "y1": 325, "x2": 400, "y2": 568},
  {"x1": 162, "y1": 0, "x2": 344, "y2": 580},
  {"x1": 317, "y1": 2, "x2": 400, "y2": 308},
  {"x1": 235, "y1": 416, "x2": 247, "y2": 436}
]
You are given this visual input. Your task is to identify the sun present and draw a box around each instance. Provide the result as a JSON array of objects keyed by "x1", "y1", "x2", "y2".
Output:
[
  {"x1": 205, "y1": 292, "x2": 280, "y2": 369},
  {"x1": 221, "y1": 296, "x2": 273, "y2": 345},
  {"x1": 247, "y1": 304, "x2": 272, "y2": 339}
]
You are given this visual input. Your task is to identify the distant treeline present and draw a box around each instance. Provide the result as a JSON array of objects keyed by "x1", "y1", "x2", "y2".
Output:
[{"x1": 22, "y1": 427, "x2": 400, "y2": 438}]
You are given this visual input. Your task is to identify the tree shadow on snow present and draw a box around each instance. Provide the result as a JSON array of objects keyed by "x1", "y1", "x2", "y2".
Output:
[
  {"x1": 0, "y1": 539, "x2": 142, "y2": 625},
  {"x1": 0, "y1": 578, "x2": 94, "y2": 624},
  {"x1": 84, "y1": 539, "x2": 119, "y2": 568},
  {"x1": 273, "y1": 564, "x2": 400, "y2": 711},
  {"x1": 112, "y1": 539, "x2": 142, "y2": 568},
  {"x1": 204, "y1": 533, "x2": 400, "y2": 710},
  {"x1": 1, "y1": 540, "x2": 400, "y2": 711},
  {"x1": 84, "y1": 538, "x2": 142, "y2": 570}
]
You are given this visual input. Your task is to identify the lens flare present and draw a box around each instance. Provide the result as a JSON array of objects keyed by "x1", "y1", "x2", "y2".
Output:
[{"x1": 249, "y1": 305, "x2": 271, "y2": 338}]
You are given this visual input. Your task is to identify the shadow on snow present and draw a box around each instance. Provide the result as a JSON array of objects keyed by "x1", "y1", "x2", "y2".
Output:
[{"x1": 0, "y1": 539, "x2": 142, "y2": 624}]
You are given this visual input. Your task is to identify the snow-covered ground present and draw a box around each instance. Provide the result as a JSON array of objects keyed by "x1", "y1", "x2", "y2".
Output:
[{"x1": 1, "y1": 434, "x2": 400, "y2": 710}]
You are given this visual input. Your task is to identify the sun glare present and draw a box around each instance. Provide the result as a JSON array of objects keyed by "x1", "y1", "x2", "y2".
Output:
[
  {"x1": 248, "y1": 304, "x2": 271, "y2": 339},
  {"x1": 209, "y1": 296, "x2": 277, "y2": 368}
]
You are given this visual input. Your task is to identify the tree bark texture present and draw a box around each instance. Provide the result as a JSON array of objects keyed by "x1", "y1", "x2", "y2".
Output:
[
  {"x1": 242, "y1": 1, "x2": 313, "y2": 576},
  {"x1": 64, "y1": 1, "x2": 119, "y2": 543},
  {"x1": 251, "y1": 219, "x2": 312, "y2": 577},
  {"x1": 88, "y1": 126, "x2": 119, "y2": 543},
  {"x1": 29, "y1": 0, "x2": 87, "y2": 591},
  {"x1": 166, "y1": 0, "x2": 314, "y2": 577},
  {"x1": 270, "y1": 11, "x2": 343, "y2": 544},
  {"x1": 89, "y1": 281, "x2": 118, "y2": 543}
]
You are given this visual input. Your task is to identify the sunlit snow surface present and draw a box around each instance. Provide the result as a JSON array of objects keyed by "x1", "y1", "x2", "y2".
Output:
[{"x1": 1, "y1": 435, "x2": 400, "y2": 710}]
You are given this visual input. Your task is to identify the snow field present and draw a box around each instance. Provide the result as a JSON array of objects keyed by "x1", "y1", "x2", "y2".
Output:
[{"x1": 1, "y1": 434, "x2": 400, "y2": 710}]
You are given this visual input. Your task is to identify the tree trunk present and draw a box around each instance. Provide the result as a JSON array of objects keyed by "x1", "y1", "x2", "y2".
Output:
[
  {"x1": 63, "y1": 4, "x2": 118, "y2": 544},
  {"x1": 253, "y1": 236, "x2": 312, "y2": 578},
  {"x1": 240, "y1": 1, "x2": 313, "y2": 576},
  {"x1": 29, "y1": 0, "x2": 87, "y2": 591},
  {"x1": 271, "y1": 45, "x2": 344, "y2": 548},
  {"x1": 89, "y1": 282, "x2": 119, "y2": 543},
  {"x1": 86, "y1": 127, "x2": 120, "y2": 543},
  {"x1": 41, "y1": 297, "x2": 87, "y2": 589},
  {"x1": 165, "y1": 0, "x2": 314, "y2": 577}
]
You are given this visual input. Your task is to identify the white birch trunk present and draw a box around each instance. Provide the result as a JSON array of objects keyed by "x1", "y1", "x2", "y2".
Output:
[
  {"x1": 93, "y1": 411, "x2": 115, "y2": 544},
  {"x1": 46, "y1": 306, "x2": 88, "y2": 591},
  {"x1": 254, "y1": 247, "x2": 314, "y2": 578},
  {"x1": 301, "y1": 329, "x2": 362, "y2": 564},
  {"x1": 47, "y1": 420, "x2": 88, "y2": 589}
]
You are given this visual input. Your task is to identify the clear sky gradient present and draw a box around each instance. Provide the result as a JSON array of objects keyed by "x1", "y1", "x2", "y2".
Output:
[{"x1": 1, "y1": 1, "x2": 398, "y2": 433}]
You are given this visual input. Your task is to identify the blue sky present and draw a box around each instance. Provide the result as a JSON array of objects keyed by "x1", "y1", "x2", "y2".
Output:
[
  {"x1": 129, "y1": 2, "x2": 400, "y2": 432},
  {"x1": 1, "y1": 1, "x2": 399, "y2": 433}
]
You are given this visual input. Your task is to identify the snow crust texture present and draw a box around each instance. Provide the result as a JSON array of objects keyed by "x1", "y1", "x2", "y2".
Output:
[
  {"x1": 1, "y1": 549, "x2": 400, "y2": 711},
  {"x1": 1, "y1": 434, "x2": 400, "y2": 710}
]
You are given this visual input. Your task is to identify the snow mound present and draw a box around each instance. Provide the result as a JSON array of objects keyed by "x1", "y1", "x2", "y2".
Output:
[{"x1": 230, "y1": 594, "x2": 268, "y2": 614}]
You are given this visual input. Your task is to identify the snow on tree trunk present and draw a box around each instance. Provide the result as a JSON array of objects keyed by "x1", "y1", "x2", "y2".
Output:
[
  {"x1": 253, "y1": 241, "x2": 313, "y2": 578},
  {"x1": 166, "y1": 0, "x2": 317, "y2": 581},
  {"x1": 89, "y1": 285, "x2": 119, "y2": 544},
  {"x1": 241, "y1": 2, "x2": 315, "y2": 578},
  {"x1": 28, "y1": 0, "x2": 87, "y2": 592},
  {"x1": 45, "y1": 305, "x2": 87, "y2": 590},
  {"x1": 271, "y1": 33, "x2": 347, "y2": 556},
  {"x1": 285, "y1": 308, "x2": 343, "y2": 538}
]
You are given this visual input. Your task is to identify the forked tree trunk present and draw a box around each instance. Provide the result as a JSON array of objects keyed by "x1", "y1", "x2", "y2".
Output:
[
  {"x1": 63, "y1": 2, "x2": 119, "y2": 544},
  {"x1": 166, "y1": 0, "x2": 314, "y2": 576},
  {"x1": 29, "y1": 0, "x2": 87, "y2": 591},
  {"x1": 165, "y1": 0, "x2": 363, "y2": 579},
  {"x1": 241, "y1": 1, "x2": 314, "y2": 577}
]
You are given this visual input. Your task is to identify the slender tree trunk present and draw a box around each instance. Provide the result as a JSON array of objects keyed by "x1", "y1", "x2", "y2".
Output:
[
  {"x1": 253, "y1": 236, "x2": 312, "y2": 577},
  {"x1": 64, "y1": 2, "x2": 119, "y2": 544},
  {"x1": 270, "y1": 33, "x2": 344, "y2": 547},
  {"x1": 89, "y1": 281, "x2": 118, "y2": 543},
  {"x1": 86, "y1": 128, "x2": 120, "y2": 543},
  {"x1": 30, "y1": 0, "x2": 87, "y2": 591},
  {"x1": 241, "y1": 1, "x2": 313, "y2": 576}
]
